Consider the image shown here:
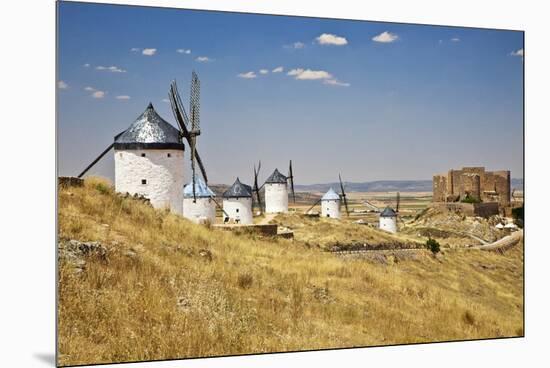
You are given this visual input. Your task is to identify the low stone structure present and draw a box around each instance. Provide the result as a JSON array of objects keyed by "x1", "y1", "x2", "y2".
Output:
[
  {"x1": 431, "y1": 202, "x2": 500, "y2": 218},
  {"x1": 58, "y1": 176, "x2": 84, "y2": 188}
]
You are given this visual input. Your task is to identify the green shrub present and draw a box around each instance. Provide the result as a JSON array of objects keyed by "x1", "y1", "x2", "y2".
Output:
[
  {"x1": 426, "y1": 237, "x2": 440, "y2": 255},
  {"x1": 460, "y1": 194, "x2": 480, "y2": 204},
  {"x1": 94, "y1": 182, "x2": 111, "y2": 195}
]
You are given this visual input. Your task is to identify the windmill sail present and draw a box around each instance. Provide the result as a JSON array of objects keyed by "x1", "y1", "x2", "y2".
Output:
[
  {"x1": 253, "y1": 161, "x2": 263, "y2": 213},
  {"x1": 339, "y1": 174, "x2": 350, "y2": 217},
  {"x1": 396, "y1": 192, "x2": 400, "y2": 213},
  {"x1": 288, "y1": 160, "x2": 296, "y2": 203},
  {"x1": 168, "y1": 76, "x2": 208, "y2": 190},
  {"x1": 77, "y1": 131, "x2": 126, "y2": 178}
]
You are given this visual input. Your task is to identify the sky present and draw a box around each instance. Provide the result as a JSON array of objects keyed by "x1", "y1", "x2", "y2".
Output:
[{"x1": 57, "y1": 2, "x2": 524, "y2": 185}]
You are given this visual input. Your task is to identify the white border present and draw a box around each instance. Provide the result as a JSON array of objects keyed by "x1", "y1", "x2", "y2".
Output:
[{"x1": 1, "y1": 1, "x2": 548, "y2": 367}]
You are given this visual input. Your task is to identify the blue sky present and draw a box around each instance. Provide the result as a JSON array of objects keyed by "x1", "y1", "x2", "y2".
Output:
[{"x1": 57, "y1": 2, "x2": 524, "y2": 185}]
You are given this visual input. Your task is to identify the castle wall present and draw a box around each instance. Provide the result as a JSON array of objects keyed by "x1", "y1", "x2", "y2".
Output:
[
  {"x1": 460, "y1": 173, "x2": 481, "y2": 200},
  {"x1": 432, "y1": 166, "x2": 511, "y2": 208},
  {"x1": 114, "y1": 149, "x2": 184, "y2": 214},
  {"x1": 432, "y1": 175, "x2": 447, "y2": 202}
]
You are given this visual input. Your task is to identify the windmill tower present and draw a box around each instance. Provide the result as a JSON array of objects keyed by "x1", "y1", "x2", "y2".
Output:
[
  {"x1": 77, "y1": 102, "x2": 185, "y2": 213},
  {"x1": 306, "y1": 174, "x2": 349, "y2": 219},
  {"x1": 321, "y1": 188, "x2": 341, "y2": 218},
  {"x1": 264, "y1": 168, "x2": 288, "y2": 213},
  {"x1": 183, "y1": 175, "x2": 216, "y2": 224},
  {"x1": 254, "y1": 160, "x2": 296, "y2": 215},
  {"x1": 77, "y1": 73, "x2": 210, "y2": 216},
  {"x1": 379, "y1": 207, "x2": 397, "y2": 233},
  {"x1": 222, "y1": 178, "x2": 253, "y2": 224},
  {"x1": 379, "y1": 192, "x2": 399, "y2": 233}
]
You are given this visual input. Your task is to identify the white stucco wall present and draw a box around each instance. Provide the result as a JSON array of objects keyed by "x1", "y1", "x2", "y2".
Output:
[
  {"x1": 222, "y1": 197, "x2": 253, "y2": 225},
  {"x1": 183, "y1": 197, "x2": 216, "y2": 224},
  {"x1": 321, "y1": 199, "x2": 341, "y2": 219},
  {"x1": 379, "y1": 216, "x2": 397, "y2": 233},
  {"x1": 114, "y1": 149, "x2": 184, "y2": 214},
  {"x1": 265, "y1": 183, "x2": 288, "y2": 213}
]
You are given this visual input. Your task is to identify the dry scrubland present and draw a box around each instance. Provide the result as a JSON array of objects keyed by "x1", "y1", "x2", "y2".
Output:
[{"x1": 58, "y1": 178, "x2": 523, "y2": 366}]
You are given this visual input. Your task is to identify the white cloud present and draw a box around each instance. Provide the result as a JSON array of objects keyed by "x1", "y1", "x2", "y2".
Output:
[
  {"x1": 92, "y1": 90, "x2": 106, "y2": 99},
  {"x1": 142, "y1": 48, "x2": 157, "y2": 56},
  {"x1": 259, "y1": 69, "x2": 269, "y2": 75},
  {"x1": 108, "y1": 66, "x2": 126, "y2": 73},
  {"x1": 316, "y1": 33, "x2": 348, "y2": 46},
  {"x1": 237, "y1": 71, "x2": 257, "y2": 79},
  {"x1": 83, "y1": 63, "x2": 90, "y2": 68},
  {"x1": 176, "y1": 49, "x2": 191, "y2": 54},
  {"x1": 58, "y1": 80, "x2": 68, "y2": 89},
  {"x1": 511, "y1": 48, "x2": 524, "y2": 57},
  {"x1": 162, "y1": 98, "x2": 170, "y2": 103},
  {"x1": 451, "y1": 37, "x2": 461, "y2": 42},
  {"x1": 115, "y1": 95, "x2": 131, "y2": 100},
  {"x1": 96, "y1": 65, "x2": 126, "y2": 73},
  {"x1": 196, "y1": 56, "x2": 212, "y2": 62},
  {"x1": 84, "y1": 86, "x2": 107, "y2": 98},
  {"x1": 293, "y1": 42, "x2": 305, "y2": 49},
  {"x1": 288, "y1": 68, "x2": 332, "y2": 80},
  {"x1": 130, "y1": 48, "x2": 140, "y2": 52},
  {"x1": 272, "y1": 66, "x2": 284, "y2": 73},
  {"x1": 372, "y1": 31, "x2": 399, "y2": 43},
  {"x1": 324, "y1": 79, "x2": 350, "y2": 87}
]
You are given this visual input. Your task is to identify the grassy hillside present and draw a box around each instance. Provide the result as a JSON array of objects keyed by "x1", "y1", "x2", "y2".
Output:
[{"x1": 57, "y1": 178, "x2": 523, "y2": 366}]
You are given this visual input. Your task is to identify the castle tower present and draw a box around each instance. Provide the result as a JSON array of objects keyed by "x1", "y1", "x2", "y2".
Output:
[
  {"x1": 379, "y1": 207, "x2": 397, "y2": 233},
  {"x1": 183, "y1": 175, "x2": 216, "y2": 224},
  {"x1": 321, "y1": 188, "x2": 341, "y2": 219},
  {"x1": 222, "y1": 178, "x2": 253, "y2": 224},
  {"x1": 114, "y1": 103, "x2": 185, "y2": 214},
  {"x1": 264, "y1": 168, "x2": 288, "y2": 214}
]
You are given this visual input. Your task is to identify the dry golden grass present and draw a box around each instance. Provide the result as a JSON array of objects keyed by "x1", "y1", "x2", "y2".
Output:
[
  {"x1": 269, "y1": 213, "x2": 424, "y2": 249},
  {"x1": 57, "y1": 177, "x2": 523, "y2": 366}
]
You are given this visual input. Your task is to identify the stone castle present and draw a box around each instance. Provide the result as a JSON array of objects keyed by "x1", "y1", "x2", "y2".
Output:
[{"x1": 433, "y1": 167, "x2": 511, "y2": 207}]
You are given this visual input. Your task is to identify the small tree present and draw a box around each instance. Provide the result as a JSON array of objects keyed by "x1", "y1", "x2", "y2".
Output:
[{"x1": 426, "y1": 237, "x2": 441, "y2": 255}]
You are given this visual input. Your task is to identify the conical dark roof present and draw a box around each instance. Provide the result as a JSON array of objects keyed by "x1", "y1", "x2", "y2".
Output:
[
  {"x1": 223, "y1": 177, "x2": 252, "y2": 198},
  {"x1": 265, "y1": 168, "x2": 287, "y2": 184},
  {"x1": 380, "y1": 207, "x2": 397, "y2": 218},
  {"x1": 114, "y1": 103, "x2": 184, "y2": 150}
]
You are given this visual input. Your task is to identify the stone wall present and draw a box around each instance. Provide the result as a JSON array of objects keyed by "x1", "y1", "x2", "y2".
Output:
[
  {"x1": 432, "y1": 175, "x2": 447, "y2": 202},
  {"x1": 431, "y1": 202, "x2": 499, "y2": 218}
]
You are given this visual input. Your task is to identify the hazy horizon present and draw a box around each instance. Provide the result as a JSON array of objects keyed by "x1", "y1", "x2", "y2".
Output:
[{"x1": 57, "y1": 3, "x2": 524, "y2": 186}]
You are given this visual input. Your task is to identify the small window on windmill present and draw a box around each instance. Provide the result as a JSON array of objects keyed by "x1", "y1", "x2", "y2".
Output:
[
  {"x1": 141, "y1": 179, "x2": 147, "y2": 185},
  {"x1": 167, "y1": 153, "x2": 171, "y2": 158},
  {"x1": 236, "y1": 208, "x2": 240, "y2": 213},
  {"x1": 141, "y1": 153, "x2": 146, "y2": 157}
]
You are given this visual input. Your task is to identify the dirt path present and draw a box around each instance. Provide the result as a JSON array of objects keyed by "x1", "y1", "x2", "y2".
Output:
[
  {"x1": 257, "y1": 213, "x2": 276, "y2": 225},
  {"x1": 474, "y1": 230, "x2": 523, "y2": 251}
]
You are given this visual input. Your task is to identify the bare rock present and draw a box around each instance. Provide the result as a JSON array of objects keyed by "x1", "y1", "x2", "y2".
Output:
[{"x1": 198, "y1": 249, "x2": 213, "y2": 262}]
